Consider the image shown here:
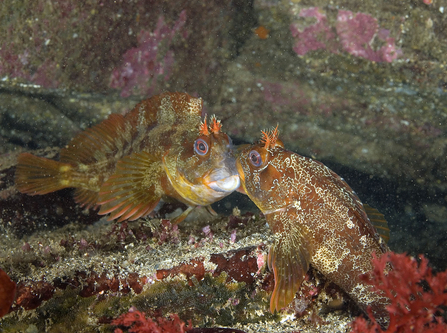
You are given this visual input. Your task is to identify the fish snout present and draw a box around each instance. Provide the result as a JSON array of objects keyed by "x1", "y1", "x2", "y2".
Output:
[{"x1": 205, "y1": 167, "x2": 240, "y2": 193}]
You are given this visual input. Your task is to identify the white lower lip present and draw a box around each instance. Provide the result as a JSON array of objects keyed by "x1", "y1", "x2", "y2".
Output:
[{"x1": 207, "y1": 175, "x2": 240, "y2": 193}]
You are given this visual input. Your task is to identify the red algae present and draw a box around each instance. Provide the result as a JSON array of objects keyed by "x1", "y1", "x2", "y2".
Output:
[
  {"x1": 156, "y1": 259, "x2": 205, "y2": 286},
  {"x1": 14, "y1": 281, "x2": 53, "y2": 311},
  {"x1": 350, "y1": 252, "x2": 447, "y2": 333},
  {"x1": 112, "y1": 310, "x2": 192, "y2": 333},
  {"x1": 210, "y1": 248, "x2": 259, "y2": 284},
  {"x1": 0, "y1": 268, "x2": 16, "y2": 317},
  {"x1": 11, "y1": 271, "x2": 147, "y2": 312}
]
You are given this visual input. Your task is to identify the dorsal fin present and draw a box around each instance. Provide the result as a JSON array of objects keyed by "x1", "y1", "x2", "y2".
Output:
[
  {"x1": 127, "y1": 92, "x2": 203, "y2": 125},
  {"x1": 123, "y1": 95, "x2": 161, "y2": 128},
  {"x1": 364, "y1": 204, "x2": 390, "y2": 243},
  {"x1": 168, "y1": 92, "x2": 203, "y2": 117},
  {"x1": 59, "y1": 113, "x2": 129, "y2": 166},
  {"x1": 60, "y1": 93, "x2": 202, "y2": 168}
]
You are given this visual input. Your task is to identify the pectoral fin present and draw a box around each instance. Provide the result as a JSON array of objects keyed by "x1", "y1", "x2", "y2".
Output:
[
  {"x1": 97, "y1": 151, "x2": 163, "y2": 222},
  {"x1": 267, "y1": 233, "x2": 311, "y2": 313}
]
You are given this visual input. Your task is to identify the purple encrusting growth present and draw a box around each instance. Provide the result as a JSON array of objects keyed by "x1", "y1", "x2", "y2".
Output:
[
  {"x1": 336, "y1": 10, "x2": 401, "y2": 62},
  {"x1": 0, "y1": 2, "x2": 183, "y2": 91},
  {"x1": 0, "y1": 51, "x2": 60, "y2": 88},
  {"x1": 290, "y1": 7, "x2": 402, "y2": 62},
  {"x1": 109, "y1": 10, "x2": 187, "y2": 97},
  {"x1": 290, "y1": 7, "x2": 338, "y2": 56}
]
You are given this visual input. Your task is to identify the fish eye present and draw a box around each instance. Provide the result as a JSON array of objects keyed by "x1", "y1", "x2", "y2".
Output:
[
  {"x1": 249, "y1": 150, "x2": 262, "y2": 167},
  {"x1": 194, "y1": 138, "x2": 209, "y2": 156}
]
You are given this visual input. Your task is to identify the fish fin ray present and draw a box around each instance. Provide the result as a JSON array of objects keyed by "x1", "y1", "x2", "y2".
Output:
[
  {"x1": 73, "y1": 188, "x2": 99, "y2": 209},
  {"x1": 267, "y1": 231, "x2": 311, "y2": 313},
  {"x1": 124, "y1": 92, "x2": 202, "y2": 129},
  {"x1": 364, "y1": 204, "x2": 390, "y2": 243},
  {"x1": 170, "y1": 206, "x2": 195, "y2": 225},
  {"x1": 60, "y1": 114, "x2": 129, "y2": 165},
  {"x1": 15, "y1": 153, "x2": 73, "y2": 195},
  {"x1": 97, "y1": 151, "x2": 162, "y2": 221}
]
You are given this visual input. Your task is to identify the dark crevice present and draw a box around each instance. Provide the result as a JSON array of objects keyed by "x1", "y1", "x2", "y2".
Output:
[{"x1": 228, "y1": 0, "x2": 257, "y2": 58}]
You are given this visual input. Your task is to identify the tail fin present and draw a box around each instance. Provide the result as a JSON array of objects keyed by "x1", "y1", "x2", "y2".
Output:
[{"x1": 15, "y1": 153, "x2": 73, "y2": 195}]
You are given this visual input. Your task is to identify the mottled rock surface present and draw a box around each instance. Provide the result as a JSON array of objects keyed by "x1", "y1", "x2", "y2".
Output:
[
  {"x1": 1, "y1": 0, "x2": 447, "y2": 331},
  {"x1": 0, "y1": 188, "x2": 354, "y2": 331}
]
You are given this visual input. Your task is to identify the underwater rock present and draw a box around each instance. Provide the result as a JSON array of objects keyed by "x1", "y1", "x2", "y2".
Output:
[
  {"x1": 215, "y1": 1, "x2": 447, "y2": 195},
  {"x1": 0, "y1": 1, "x2": 238, "y2": 102},
  {"x1": 0, "y1": 205, "x2": 354, "y2": 332}
]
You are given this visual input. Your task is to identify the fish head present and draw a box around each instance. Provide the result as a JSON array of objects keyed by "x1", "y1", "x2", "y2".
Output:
[
  {"x1": 163, "y1": 115, "x2": 240, "y2": 206},
  {"x1": 236, "y1": 126, "x2": 287, "y2": 212}
]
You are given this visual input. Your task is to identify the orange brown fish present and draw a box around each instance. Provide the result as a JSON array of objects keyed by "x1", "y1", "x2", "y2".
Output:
[
  {"x1": 15, "y1": 92, "x2": 240, "y2": 223},
  {"x1": 236, "y1": 127, "x2": 390, "y2": 327}
]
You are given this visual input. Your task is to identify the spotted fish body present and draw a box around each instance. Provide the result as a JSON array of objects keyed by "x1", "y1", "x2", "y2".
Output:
[
  {"x1": 236, "y1": 128, "x2": 390, "y2": 326},
  {"x1": 15, "y1": 92, "x2": 240, "y2": 223}
]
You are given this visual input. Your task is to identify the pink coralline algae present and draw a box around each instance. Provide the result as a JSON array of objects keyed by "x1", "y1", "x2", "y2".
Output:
[
  {"x1": 336, "y1": 11, "x2": 401, "y2": 63},
  {"x1": 290, "y1": 8, "x2": 402, "y2": 63},
  {"x1": 0, "y1": 46, "x2": 60, "y2": 88},
  {"x1": 110, "y1": 10, "x2": 187, "y2": 97},
  {"x1": 290, "y1": 7, "x2": 337, "y2": 56}
]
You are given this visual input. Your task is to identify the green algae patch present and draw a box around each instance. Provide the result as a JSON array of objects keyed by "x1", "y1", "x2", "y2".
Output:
[
  {"x1": 0, "y1": 272, "x2": 274, "y2": 331},
  {"x1": 115, "y1": 272, "x2": 275, "y2": 328},
  {"x1": 1, "y1": 288, "x2": 96, "y2": 333}
]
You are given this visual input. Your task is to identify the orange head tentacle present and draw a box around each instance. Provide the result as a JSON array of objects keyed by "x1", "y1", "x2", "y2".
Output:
[
  {"x1": 261, "y1": 125, "x2": 279, "y2": 149},
  {"x1": 200, "y1": 115, "x2": 222, "y2": 136},
  {"x1": 199, "y1": 116, "x2": 210, "y2": 136},
  {"x1": 210, "y1": 115, "x2": 222, "y2": 135}
]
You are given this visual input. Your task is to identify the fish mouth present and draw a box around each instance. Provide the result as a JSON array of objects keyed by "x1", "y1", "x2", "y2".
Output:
[
  {"x1": 204, "y1": 169, "x2": 240, "y2": 193},
  {"x1": 207, "y1": 174, "x2": 240, "y2": 192},
  {"x1": 203, "y1": 149, "x2": 241, "y2": 193}
]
